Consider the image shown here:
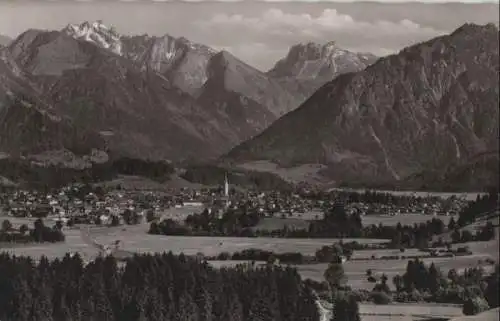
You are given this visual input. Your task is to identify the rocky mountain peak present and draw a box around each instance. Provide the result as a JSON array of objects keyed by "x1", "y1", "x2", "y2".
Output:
[
  {"x1": 62, "y1": 20, "x2": 122, "y2": 55},
  {"x1": 451, "y1": 22, "x2": 498, "y2": 36},
  {"x1": 226, "y1": 23, "x2": 499, "y2": 190},
  {"x1": 268, "y1": 40, "x2": 376, "y2": 80}
]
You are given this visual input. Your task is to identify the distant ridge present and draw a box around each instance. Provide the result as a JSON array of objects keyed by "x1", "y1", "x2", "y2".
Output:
[
  {"x1": 225, "y1": 23, "x2": 499, "y2": 191},
  {"x1": 0, "y1": 21, "x2": 374, "y2": 168}
]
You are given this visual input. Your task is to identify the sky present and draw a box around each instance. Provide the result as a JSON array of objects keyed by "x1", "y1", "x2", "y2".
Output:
[{"x1": 0, "y1": 1, "x2": 498, "y2": 71}]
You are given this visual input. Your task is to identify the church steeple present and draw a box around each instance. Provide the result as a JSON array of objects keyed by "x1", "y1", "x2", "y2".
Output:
[{"x1": 224, "y1": 173, "x2": 229, "y2": 198}]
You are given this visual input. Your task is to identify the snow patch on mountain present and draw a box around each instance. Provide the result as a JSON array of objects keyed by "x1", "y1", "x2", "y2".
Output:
[{"x1": 62, "y1": 21, "x2": 219, "y2": 94}]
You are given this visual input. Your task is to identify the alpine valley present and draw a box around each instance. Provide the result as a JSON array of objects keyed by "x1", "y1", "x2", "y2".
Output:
[
  {"x1": 0, "y1": 21, "x2": 498, "y2": 191},
  {"x1": 0, "y1": 21, "x2": 374, "y2": 161},
  {"x1": 225, "y1": 23, "x2": 499, "y2": 191}
]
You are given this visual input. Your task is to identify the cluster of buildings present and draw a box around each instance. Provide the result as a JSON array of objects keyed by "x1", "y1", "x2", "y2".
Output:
[
  {"x1": 0, "y1": 176, "x2": 471, "y2": 229},
  {"x1": 344, "y1": 198, "x2": 468, "y2": 217}
]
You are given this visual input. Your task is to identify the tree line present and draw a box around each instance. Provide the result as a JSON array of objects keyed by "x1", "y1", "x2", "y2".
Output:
[
  {"x1": 320, "y1": 255, "x2": 498, "y2": 318},
  {"x1": 299, "y1": 189, "x2": 444, "y2": 207},
  {"x1": 0, "y1": 252, "x2": 320, "y2": 321},
  {"x1": 391, "y1": 259, "x2": 499, "y2": 315},
  {"x1": 0, "y1": 218, "x2": 64, "y2": 243},
  {"x1": 0, "y1": 156, "x2": 175, "y2": 190},
  {"x1": 457, "y1": 191, "x2": 499, "y2": 227},
  {"x1": 149, "y1": 203, "x2": 450, "y2": 249},
  {"x1": 181, "y1": 165, "x2": 293, "y2": 191}
]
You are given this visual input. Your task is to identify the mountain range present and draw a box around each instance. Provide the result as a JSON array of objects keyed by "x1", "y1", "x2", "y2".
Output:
[
  {"x1": 0, "y1": 22, "x2": 498, "y2": 191},
  {"x1": 225, "y1": 23, "x2": 499, "y2": 190},
  {"x1": 0, "y1": 21, "x2": 374, "y2": 165}
]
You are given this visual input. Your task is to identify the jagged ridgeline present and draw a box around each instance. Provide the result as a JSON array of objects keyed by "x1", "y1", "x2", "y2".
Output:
[
  {"x1": 0, "y1": 156, "x2": 175, "y2": 189},
  {"x1": 1, "y1": 22, "x2": 498, "y2": 190},
  {"x1": 0, "y1": 20, "x2": 374, "y2": 166},
  {"x1": 225, "y1": 23, "x2": 499, "y2": 191}
]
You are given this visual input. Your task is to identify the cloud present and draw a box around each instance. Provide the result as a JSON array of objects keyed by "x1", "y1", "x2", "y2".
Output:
[
  {"x1": 196, "y1": 8, "x2": 448, "y2": 69},
  {"x1": 200, "y1": 8, "x2": 442, "y2": 40}
]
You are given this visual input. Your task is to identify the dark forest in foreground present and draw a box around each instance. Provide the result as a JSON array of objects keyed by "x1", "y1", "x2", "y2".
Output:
[{"x1": 0, "y1": 252, "x2": 320, "y2": 321}]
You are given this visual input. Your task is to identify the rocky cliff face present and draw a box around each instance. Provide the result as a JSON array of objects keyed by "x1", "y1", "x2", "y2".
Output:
[
  {"x1": 61, "y1": 21, "x2": 374, "y2": 115},
  {"x1": 268, "y1": 41, "x2": 377, "y2": 81},
  {"x1": 226, "y1": 24, "x2": 499, "y2": 189},
  {"x1": 3, "y1": 29, "x2": 229, "y2": 161},
  {"x1": 1, "y1": 21, "x2": 379, "y2": 169},
  {"x1": 0, "y1": 47, "x2": 103, "y2": 157},
  {"x1": 63, "y1": 21, "x2": 217, "y2": 95}
]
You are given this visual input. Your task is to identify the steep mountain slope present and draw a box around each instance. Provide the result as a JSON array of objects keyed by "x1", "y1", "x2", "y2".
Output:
[
  {"x1": 63, "y1": 21, "x2": 217, "y2": 96},
  {"x1": 0, "y1": 47, "x2": 103, "y2": 157},
  {"x1": 58, "y1": 22, "x2": 313, "y2": 145},
  {"x1": 200, "y1": 50, "x2": 303, "y2": 117},
  {"x1": 268, "y1": 41, "x2": 377, "y2": 101},
  {"x1": 268, "y1": 41, "x2": 377, "y2": 81},
  {"x1": 5, "y1": 29, "x2": 231, "y2": 161},
  {"x1": 226, "y1": 23, "x2": 499, "y2": 189},
  {"x1": 62, "y1": 21, "x2": 374, "y2": 117},
  {"x1": 196, "y1": 75, "x2": 276, "y2": 147},
  {"x1": 2, "y1": 21, "x2": 380, "y2": 171}
]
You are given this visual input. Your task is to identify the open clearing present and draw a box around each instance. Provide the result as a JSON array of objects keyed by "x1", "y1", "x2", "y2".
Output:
[
  {"x1": 362, "y1": 214, "x2": 456, "y2": 226},
  {"x1": 359, "y1": 303, "x2": 463, "y2": 320},
  {"x1": 0, "y1": 220, "x2": 389, "y2": 260},
  {"x1": 235, "y1": 160, "x2": 486, "y2": 201},
  {"x1": 2, "y1": 215, "x2": 497, "y2": 321},
  {"x1": 296, "y1": 250, "x2": 497, "y2": 290},
  {"x1": 207, "y1": 238, "x2": 497, "y2": 291},
  {"x1": 319, "y1": 300, "x2": 464, "y2": 321},
  {"x1": 450, "y1": 308, "x2": 499, "y2": 321},
  {"x1": 237, "y1": 161, "x2": 330, "y2": 185}
]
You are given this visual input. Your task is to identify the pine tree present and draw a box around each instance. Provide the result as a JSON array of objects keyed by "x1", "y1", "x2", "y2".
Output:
[
  {"x1": 248, "y1": 296, "x2": 274, "y2": 321},
  {"x1": 221, "y1": 295, "x2": 243, "y2": 321},
  {"x1": 331, "y1": 296, "x2": 347, "y2": 321},
  {"x1": 195, "y1": 287, "x2": 213, "y2": 321},
  {"x1": 176, "y1": 292, "x2": 199, "y2": 321},
  {"x1": 295, "y1": 287, "x2": 320, "y2": 321},
  {"x1": 324, "y1": 261, "x2": 347, "y2": 291},
  {"x1": 93, "y1": 285, "x2": 114, "y2": 321},
  {"x1": 331, "y1": 295, "x2": 360, "y2": 321},
  {"x1": 145, "y1": 288, "x2": 165, "y2": 321},
  {"x1": 8, "y1": 276, "x2": 32, "y2": 321}
]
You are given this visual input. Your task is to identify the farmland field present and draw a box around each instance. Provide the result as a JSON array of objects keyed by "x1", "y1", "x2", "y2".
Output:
[
  {"x1": 362, "y1": 214, "x2": 457, "y2": 226},
  {"x1": 359, "y1": 303, "x2": 463, "y2": 321},
  {"x1": 318, "y1": 300, "x2": 464, "y2": 321},
  {"x1": 1, "y1": 214, "x2": 497, "y2": 321},
  {"x1": 207, "y1": 239, "x2": 497, "y2": 291},
  {"x1": 0, "y1": 219, "x2": 390, "y2": 261},
  {"x1": 296, "y1": 252, "x2": 497, "y2": 290},
  {"x1": 450, "y1": 308, "x2": 500, "y2": 321}
]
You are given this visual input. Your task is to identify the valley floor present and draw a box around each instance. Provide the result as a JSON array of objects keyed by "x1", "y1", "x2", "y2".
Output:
[{"x1": 1, "y1": 213, "x2": 498, "y2": 321}]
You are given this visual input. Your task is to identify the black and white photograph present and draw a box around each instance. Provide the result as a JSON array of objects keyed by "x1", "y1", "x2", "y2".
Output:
[{"x1": 0, "y1": 0, "x2": 499, "y2": 320}]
